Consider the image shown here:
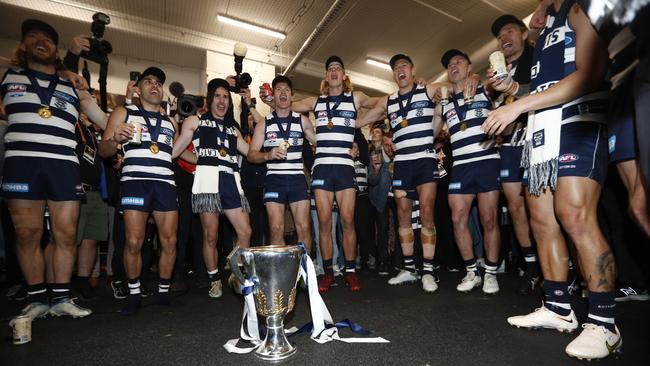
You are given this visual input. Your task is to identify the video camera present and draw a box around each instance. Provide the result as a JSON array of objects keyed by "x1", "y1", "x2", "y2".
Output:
[
  {"x1": 229, "y1": 43, "x2": 252, "y2": 93},
  {"x1": 80, "y1": 12, "x2": 113, "y2": 65}
]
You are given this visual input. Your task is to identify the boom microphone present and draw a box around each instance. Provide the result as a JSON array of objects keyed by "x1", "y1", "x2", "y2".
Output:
[{"x1": 169, "y1": 81, "x2": 185, "y2": 99}]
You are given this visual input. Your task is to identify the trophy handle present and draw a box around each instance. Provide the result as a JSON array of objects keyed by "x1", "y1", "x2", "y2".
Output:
[{"x1": 227, "y1": 246, "x2": 249, "y2": 284}]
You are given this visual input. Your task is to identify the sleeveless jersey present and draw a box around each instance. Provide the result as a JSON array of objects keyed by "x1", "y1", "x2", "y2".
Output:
[
  {"x1": 1, "y1": 68, "x2": 80, "y2": 163},
  {"x1": 386, "y1": 84, "x2": 435, "y2": 162},
  {"x1": 313, "y1": 92, "x2": 356, "y2": 168},
  {"x1": 121, "y1": 105, "x2": 176, "y2": 185},
  {"x1": 263, "y1": 111, "x2": 304, "y2": 176},
  {"x1": 192, "y1": 113, "x2": 239, "y2": 175},
  {"x1": 442, "y1": 86, "x2": 499, "y2": 167}
]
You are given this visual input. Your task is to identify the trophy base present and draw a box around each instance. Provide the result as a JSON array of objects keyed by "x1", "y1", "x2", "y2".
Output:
[{"x1": 254, "y1": 343, "x2": 297, "y2": 362}]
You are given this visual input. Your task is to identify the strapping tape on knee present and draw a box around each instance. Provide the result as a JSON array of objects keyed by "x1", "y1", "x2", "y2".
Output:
[{"x1": 421, "y1": 226, "x2": 436, "y2": 237}]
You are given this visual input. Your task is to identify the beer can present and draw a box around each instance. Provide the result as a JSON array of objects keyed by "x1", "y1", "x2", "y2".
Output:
[
  {"x1": 130, "y1": 123, "x2": 142, "y2": 145},
  {"x1": 13, "y1": 315, "x2": 31, "y2": 344},
  {"x1": 262, "y1": 83, "x2": 274, "y2": 102}
]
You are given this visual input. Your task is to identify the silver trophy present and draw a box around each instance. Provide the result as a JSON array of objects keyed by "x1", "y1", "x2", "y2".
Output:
[{"x1": 228, "y1": 245, "x2": 304, "y2": 361}]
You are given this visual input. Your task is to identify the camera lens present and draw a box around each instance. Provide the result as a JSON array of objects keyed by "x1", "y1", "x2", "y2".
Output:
[{"x1": 239, "y1": 73, "x2": 252, "y2": 89}]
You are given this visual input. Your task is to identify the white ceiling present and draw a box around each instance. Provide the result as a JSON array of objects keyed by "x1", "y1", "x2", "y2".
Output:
[{"x1": 0, "y1": 0, "x2": 539, "y2": 96}]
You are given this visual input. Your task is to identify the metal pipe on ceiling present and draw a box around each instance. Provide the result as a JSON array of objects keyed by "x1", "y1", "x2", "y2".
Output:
[{"x1": 281, "y1": 0, "x2": 348, "y2": 76}]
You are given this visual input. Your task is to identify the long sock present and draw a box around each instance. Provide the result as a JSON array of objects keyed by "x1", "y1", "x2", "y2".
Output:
[
  {"x1": 207, "y1": 269, "x2": 221, "y2": 282},
  {"x1": 464, "y1": 258, "x2": 479, "y2": 276},
  {"x1": 51, "y1": 283, "x2": 70, "y2": 304},
  {"x1": 157, "y1": 277, "x2": 171, "y2": 305},
  {"x1": 345, "y1": 260, "x2": 356, "y2": 274},
  {"x1": 403, "y1": 255, "x2": 416, "y2": 272},
  {"x1": 423, "y1": 258, "x2": 434, "y2": 275},
  {"x1": 121, "y1": 278, "x2": 142, "y2": 315},
  {"x1": 521, "y1": 246, "x2": 540, "y2": 277},
  {"x1": 323, "y1": 259, "x2": 334, "y2": 276},
  {"x1": 543, "y1": 280, "x2": 571, "y2": 316},
  {"x1": 484, "y1": 259, "x2": 498, "y2": 277},
  {"x1": 27, "y1": 283, "x2": 48, "y2": 304},
  {"x1": 588, "y1": 291, "x2": 616, "y2": 332}
]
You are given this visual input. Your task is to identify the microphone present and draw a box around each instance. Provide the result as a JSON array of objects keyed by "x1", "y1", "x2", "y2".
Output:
[
  {"x1": 233, "y1": 42, "x2": 248, "y2": 75},
  {"x1": 169, "y1": 81, "x2": 185, "y2": 99}
]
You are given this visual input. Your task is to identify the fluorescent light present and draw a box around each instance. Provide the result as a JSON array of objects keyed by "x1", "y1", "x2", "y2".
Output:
[
  {"x1": 366, "y1": 58, "x2": 392, "y2": 71},
  {"x1": 217, "y1": 15, "x2": 286, "y2": 39}
]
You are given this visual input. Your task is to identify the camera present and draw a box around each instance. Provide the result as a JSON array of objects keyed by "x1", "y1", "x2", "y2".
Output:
[
  {"x1": 229, "y1": 72, "x2": 252, "y2": 93},
  {"x1": 81, "y1": 12, "x2": 113, "y2": 64},
  {"x1": 229, "y1": 42, "x2": 252, "y2": 93},
  {"x1": 176, "y1": 94, "x2": 204, "y2": 118}
]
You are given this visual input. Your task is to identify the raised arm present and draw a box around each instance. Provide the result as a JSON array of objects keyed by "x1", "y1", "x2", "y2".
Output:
[
  {"x1": 355, "y1": 95, "x2": 388, "y2": 129},
  {"x1": 482, "y1": 2, "x2": 608, "y2": 135},
  {"x1": 236, "y1": 128, "x2": 249, "y2": 157},
  {"x1": 99, "y1": 107, "x2": 132, "y2": 158},
  {"x1": 301, "y1": 114, "x2": 316, "y2": 146},
  {"x1": 353, "y1": 90, "x2": 380, "y2": 110},
  {"x1": 171, "y1": 115, "x2": 198, "y2": 159},
  {"x1": 78, "y1": 89, "x2": 108, "y2": 130},
  {"x1": 290, "y1": 96, "x2": 319, "y2": 114}
]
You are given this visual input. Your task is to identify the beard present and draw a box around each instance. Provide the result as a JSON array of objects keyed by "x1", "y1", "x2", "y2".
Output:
[{"x1": 24, "y1": 47, "x2": 57, "y2": 66}]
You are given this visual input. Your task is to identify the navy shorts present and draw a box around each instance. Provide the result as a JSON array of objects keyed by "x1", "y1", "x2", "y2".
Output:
[
  {"x1": 1, "y1": 157, "x2": 85, "y2": 201},
  {"x1": 499, "y1": 145, "x2": 525, "y2": 183},
  {"x1": 448, "y1": 159, "x2": 501, "y2": 195},
  {"x1": 608, "y1": 81, "x2": 637, "y2": 163},
  {"x1": 120, "y1": 180, "x2": 177, "y2": 212},
  {"x1": 311, "y1": 164, "x2": 356, "y2": 192},
  {"x1": 393, "y1": 157, "x2": 439, "y2": 191},
  {"x1": 264, "y1": 174, "x2": 309, "y2": 204},
  {"x1": 557, "y1": 122, "x2": 609, "y2": 185},
  {"x1": 218, "y1": 172, "x2": 243, "y2": 210}
]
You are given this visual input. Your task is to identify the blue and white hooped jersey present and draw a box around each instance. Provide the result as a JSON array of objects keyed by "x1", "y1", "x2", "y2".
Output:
[
  {"x1": 313, "y1": 92, "x2": 356, "y2": 168},
  {"x1": 263, "y1": 111, "x2": 304, "y2": 176},
  {"x1": 192, "y1": 113, "x2": 239, "y2": 176},
  {"x1": 387, "y1": 84, "x2": 436, "y2": 162},
  {"x1": 1, "y1": 68, "x2": 80, "y2": 163},
  {"x1": 354, "y1": 159, "x2": 367, "y2": 193},
  {"x1": 442, "y1": 86, "x2": 499, "y2": 167},
  {"x1": 529, "y1": 0, "x2": 607, "y2": 125},
  {"x1": 121, "y1": 105, "x2": 176, "y2": 186}
]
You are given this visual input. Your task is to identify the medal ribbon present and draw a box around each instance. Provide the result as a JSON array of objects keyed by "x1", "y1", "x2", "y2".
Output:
[
  {"x1": 274, "y1": 111, "x2": 292, "y2": 143},
  {"x1": 324, "y1": 96, "x2": 341, "y2": 123},
  {"x1": 451, "y1": 90, "x2": 467, "y2": 123},
  {"x1": 76, "y1": 121, "x2": 97, "y2": 150},
  {"x1": 136, "y1": 105, "x2": 162, "y2": 147},
  {"x1": 397, "y1": 83, "x2": 417, "y2": 124},
  {"x1": 26, "y1": 72, "x2": 58, "y2": 111}
]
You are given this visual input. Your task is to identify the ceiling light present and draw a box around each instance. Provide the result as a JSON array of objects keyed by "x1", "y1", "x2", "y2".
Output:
[
  {"x1": 366, "y1": 58, "x2": 392, "y2": 71},
  {"x1": 217, "y1": 15, "x2": 286, "y2": 39}
]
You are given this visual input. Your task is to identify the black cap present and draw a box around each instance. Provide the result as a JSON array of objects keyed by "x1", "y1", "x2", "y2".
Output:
[
  {"x1": 389, "y1": 54, "x2": 413, "y2": 69},
  {"x1": 272, "y1": 75, "x2": 293, "y2": 90},
  {"x1": 137, "y1": 67, "x2": 166, "y2": 85},
  {"x1": 207, "y1": 78, "x2": 230, "y2": 93},
  {"x1": 22, "y1": 19, "x2": 59, "y2": 45},
  {"x1": 325, "y1": 55, "x2": 344, "y2": 70},
  {"x1": 491, "y1": 14, "x2": 527, "y2": 37},
  {"x1": 441, "y1": 49, "x2": 471, "y2": 68}
]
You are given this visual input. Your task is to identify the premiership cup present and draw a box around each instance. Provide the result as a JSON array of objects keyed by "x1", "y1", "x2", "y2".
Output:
[
  {"x1": 228, "y1": 245, "x2": 304, "y2": 361},
  {"x1": 489, "y1": 51, "x2": 509, "y2": 81}
]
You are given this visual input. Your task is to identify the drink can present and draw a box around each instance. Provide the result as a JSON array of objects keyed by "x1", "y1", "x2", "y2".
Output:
[
  {"x1": 262, "y1": 83, "x2": 274, "y2": 102},
  {"x1": 13, "y1": 315, "x2": 31, "y2": 344},
  {"x1": 131, "y1": 123, "x2": 142, "y2": 145},
  {"x1": 489, "y1": 51, "x2": 509, "y2": 81}
]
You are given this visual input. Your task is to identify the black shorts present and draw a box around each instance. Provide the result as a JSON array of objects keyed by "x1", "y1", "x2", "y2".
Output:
[
  {"x1": 120, "y1": 180, "x2": 177, "y2": 212},
  {"x1": 392, "y1": 157, "x2": 439, "y2": 191},
  {"x1": 311, "y1": 164, "x2": 356, "y2": 192},
  {"x1": 264, "y1": 174, "x2": 309, "y2": 204},
  {"x1": 2, "y1": 157, "x2": 84, "y2": 201}
]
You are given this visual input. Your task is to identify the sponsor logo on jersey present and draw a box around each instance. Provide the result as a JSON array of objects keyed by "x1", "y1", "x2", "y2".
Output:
[
  {"x1": 53, "y1": 90, "x2": 76, "y2": 104},
  {"x1": 559, "y1": 153, "x2": 579, "y2": 163},
  {"x1": 7, "y1": 84, "x2": 27, "y2": 93},
  {"x1": 411, "y1": 101, "x2": 429, "y2": 109},
  {"x1": 317, "y1": 111, "x2": 327, "y2": 118},
  {"x1": 266, "y1": 132, "x2": 278, "y2": 139},
  {"x1": 339, "y1": 111, "x2": 355, "y2": 119}
]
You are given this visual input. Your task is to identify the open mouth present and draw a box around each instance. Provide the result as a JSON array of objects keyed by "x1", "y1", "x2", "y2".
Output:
[
  {"x1": 398, "y1": 73, "x2": 406, "y2": 80},
  {"x1": 279, "y1": 95, "x2": 288, "y2": 102},
  {"x1": 502, "y1": 41, "x2": 513, "y2": 50},
  {"x1": 35, "y1": 45, "x2": 48, "y2": 53}
]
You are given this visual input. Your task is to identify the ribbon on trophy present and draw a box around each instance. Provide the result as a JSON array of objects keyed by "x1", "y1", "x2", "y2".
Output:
[{"x1": 223, "y1": 245, "x2": 389, "y2": 354}]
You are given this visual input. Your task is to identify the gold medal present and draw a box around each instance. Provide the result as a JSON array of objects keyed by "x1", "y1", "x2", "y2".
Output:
[
  {"x1": 149, "y1": 142, "x2": 159, "y2": 154},
  {"x1": 37, "y1": 106, "x2": 52, "y2": 119},
  {"x1": 460, "y1": 122, "x2": 467, "y2": 132},
  {"x1": 219, "y1": 148, "x2": 227, "y2": 157},
  {"x1": 327, "y1": 120, "x2": 334, "y2": 129},
  {"x1": 280, "y1": 140, "x2": 291, "y2": 150},
  {"x1": 400, "y1": 119, "x2": 409, "y2": 128}
]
